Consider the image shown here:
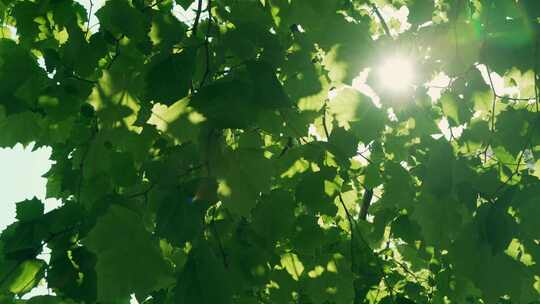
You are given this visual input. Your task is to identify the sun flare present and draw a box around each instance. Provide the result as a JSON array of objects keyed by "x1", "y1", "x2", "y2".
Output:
[{"x1": 377, "y1": 56, "x2": 415, "y2": 92}]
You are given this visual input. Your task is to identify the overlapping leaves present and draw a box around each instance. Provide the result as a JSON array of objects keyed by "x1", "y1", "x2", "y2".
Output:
[{"x1": 0, "y1": 0, "x2": 539, "y2": 303}]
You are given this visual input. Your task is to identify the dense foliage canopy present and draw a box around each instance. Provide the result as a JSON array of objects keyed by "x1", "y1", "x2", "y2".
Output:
[{"x1": 0, "y1": 0, "x2": 540, "y2": 303}]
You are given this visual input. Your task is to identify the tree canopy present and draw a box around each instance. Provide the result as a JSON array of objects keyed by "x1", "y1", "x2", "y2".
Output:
[{"x1": 0, "y1": 0, "x2": 540, "y2": 303}]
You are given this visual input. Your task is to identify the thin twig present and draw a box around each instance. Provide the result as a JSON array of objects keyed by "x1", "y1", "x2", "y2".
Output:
[
  {"x1": 343, "y1": 192, "x2": 396, "y2": 298},
  {"x1": 369, "y1": 2, "x2": 391, "y2": 37},
  {"x1": 106, "y1": 35, "x2": 124, "y2": 70},
  {"x1": 143, "y1": 0, "x2": 165, "y2": 10},
  {"x1": 492, "y1": 119, "x2": 538, "y2": 196},
  {"x1": 199, "y1": 0, "x2": 212, "y2": 88},
  {"x1": 534, "y1": 38, "x2": 539, "y2": 112},
  {"x1": 496, "y1": 95, "x2": 536, "y2": 102},
  {"x1": 485, "y1": 65, "x2": 498, "y2": 132},
  {"x1": 321, "y1": 100, "x2": 331, "y2": 141},
  {"x1": 392, "y1": 258, "x2": 429, "y2": 284},
  {"x1": 84, "y1": 0, "x2": 93, "y2": 39},
  {"x1": 213, "y1": 62, "x2": 248, "y2": 78},
  {"x1": 68, "y1": 74, "x2": 97, "y2": 84},
  {"x1": 322, "y1": 100, "x2": 374, "y2": 221},
  {"x1": 337, "y1": 193, "x2": 356, "y2": 271},
  {"x1": 192, "y1": 0, "x2": 204, "y2": 36},
  {"x1": 125, "y1": 182, "x2": 156, "y2": 199},
  {"x1": 321, "y1": 104, "x2": 355, "y2": 268},
  {"x1": 278, "y1": 137, "x2": 293, "y2": 158}
]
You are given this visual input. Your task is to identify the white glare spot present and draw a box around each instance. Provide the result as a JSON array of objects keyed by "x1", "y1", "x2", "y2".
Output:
[
  {"x1": 477, "y1": 64, "x2": 520, "y2": 97},
  {"x1": 377, "y1": 56, "x2": 415, "y2": 92},
  {"x1": 352, "y1": 68, "x2": 381, "y2": 107},
  {"x1": 172, "y1": 0, "x2": 209, "y2": 26},
  {"x1": 425, "y1": 72, "x2": 452, "y2": 102},
  {"x1": 437, "y1": 117, "x2": 464, "y2": 140}
]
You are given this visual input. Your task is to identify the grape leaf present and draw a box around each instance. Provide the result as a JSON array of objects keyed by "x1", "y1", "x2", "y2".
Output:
[{"x1": 84, "y1": 205, "x2": 174, "y2": 302}]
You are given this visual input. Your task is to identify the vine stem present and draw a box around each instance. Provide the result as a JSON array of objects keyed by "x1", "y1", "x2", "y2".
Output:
[
  {"x1": 84, "y1": 0, "x2": 93, "y2": 39},
  {"x1": 199, "y1": 0, "x2": 212, "y2": 88},
  {"x1": 106, "y1": 35, "x2": 124, "y2": 70},
  {"x1": 534, "y1": 37, "x2": 539, "y2": 112},
  {"x1": 192, "y1": 0, "x2": 204, "y2": 36},
  {"x1": 369, "y1": 2, "x2": 391, "y2": 38},
  {"x1": 492, "y1": 119, "x2": 538, "y2": 196},
  {"x1": 485, "y1": 64, "x2": 498, "y2": 132},
  {"x1": 322, "y1": 100, "x2": 374, "y2": 220},
  {"x1": 321, "y1": 99, "x2": 357, "y2": 271}
]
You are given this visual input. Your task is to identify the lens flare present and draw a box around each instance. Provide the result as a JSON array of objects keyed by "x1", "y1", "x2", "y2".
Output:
[{"x1": 377, "y1": 56, "x2": 415, "y2": 92}]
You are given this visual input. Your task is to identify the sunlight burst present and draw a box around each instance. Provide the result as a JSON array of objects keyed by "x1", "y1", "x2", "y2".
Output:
[{"x1": 377, "y1": 56, "x2": 415, "y2": 92}]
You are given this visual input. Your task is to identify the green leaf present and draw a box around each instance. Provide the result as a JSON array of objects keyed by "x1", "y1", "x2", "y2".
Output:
[
  {"x1": 295, "y1": 168, "x2": 338, "y2": 216},
  {"x1": 96, "y1": 0, "x2": 150, "y2": 42},
  {"x1": 302, "y1": 253, "x2": 355, "y2": 304},
  {"x1": 412, "y1": 194, "x2": 464, "y2": 248},
  {"x1": 327, "y1": 88, "x2": 386, "y2": 143},
  {"x1": 408, "y1": 0, "x2": 434, "y2": 26},
  {"x1": 190, "y1": 80, "x2": 259, "y2": 129},
  {"x1": 391, "y1": 215, "x2": 422, "y2": 244},
  {"x1": 174, "y1": 241, "x2": 233, "y2": 304},
  {"x1": 175, "y1": 0, "x2": 193, "y2": 9},
  {"x1": 25, "y1": 295, "x2": 78, "y2": 304},
  {"x1": 84, "y1": 205, "x2": 174, "y2": 302},
  {"x1": 155, "y1": 188, "x2": 208, "y2": 247},
  {"x1": 147, "y1": 99, "x2": 203, "y2": 143},
  {"x1": 378, "y1": 161, "x2": 415, "y2": 210},
  {"x1": 251, "y1": 189, "x2": 296, "y2": 243},
  {"x1": 149, "y1": 9, "x2": 188, "y2": 47},
  {"x1": 280, "y1": 252, "x2": 304, "y2": 281},
  {"x1": 15, "y1": 198, "x2": 44, "y2": 222},
  {"x1": 47, "y1": 247, "x2": 97, "y2": 303},
  {"x1": 476, "y1": 203, "x2": 517, "y2": 255},
  {"x1": 213, "y1": 146, "x2": 274, "y2": 216},
  {"x1": 0, "y1": 111, "x2": 44, "y2": 147},
  {"x1": 328, "y1": 126, "x2": 359, "y2": 163},
  {"x1": 0, "y1": 39, "x2": 49, "y2": 113},
  {"x1": 0, "y1": 259, "x2": 45, "y2": 294},
  {"x1": 245, "y1": 60, "x2": 291, "y2": 109},
  {"x1": 422, "y1": 139, "x2": 455, "y2": 197},
  {"x1": 450, "y1": 225, "x2": 537, "y2": 303},
  {"x1": 364, "y1": 162, "x2": 382, "y2": 189},
  {"x1": 145, "y1": 49, "x2": 196, "y2": 105},
  {"x1": 439, "y1": 93, "x2": 472, "y2": 126},
  {"x1": 495, "y1": 108, "x2": 535, "y2": 156},
  {"x1": 320, "y1": 19, "x2": 372, "y2": 83},
  {"x1": 0, "y1": 0, "x2": 539, "y2": 302}
]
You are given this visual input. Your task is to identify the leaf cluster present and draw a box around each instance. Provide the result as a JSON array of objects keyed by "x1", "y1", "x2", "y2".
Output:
[{"x1": 0, "y1": 0, "x2": 540, "y2": 303}]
